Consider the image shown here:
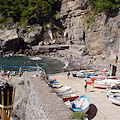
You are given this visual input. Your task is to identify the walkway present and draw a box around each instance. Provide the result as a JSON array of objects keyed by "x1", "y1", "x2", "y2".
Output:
[{"x1": 50, "y1": 72, "x2": 120, "y2": 120}]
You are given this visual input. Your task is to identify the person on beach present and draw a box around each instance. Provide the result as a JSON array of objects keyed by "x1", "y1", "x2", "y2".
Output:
[
  {"x1": 67, "y1": 71, "x2": 70, "y2": 79},
  {"x1": 18, "y1": 67, "x2": 23, "y2": 77},
  {"x1": 84, "y1": 80, "x2": 87, "y2": 92},
  {"x1": 7, "y1": 71, "x2": 10, "y2": 79}
]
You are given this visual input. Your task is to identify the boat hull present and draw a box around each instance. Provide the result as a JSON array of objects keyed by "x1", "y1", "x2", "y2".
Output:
[
  {"x1": 62, "y1": 95, "x2": 79, "y2": 102},
  {"x1": 109, "y1": 94, "x2": 120, "y2": 105}
]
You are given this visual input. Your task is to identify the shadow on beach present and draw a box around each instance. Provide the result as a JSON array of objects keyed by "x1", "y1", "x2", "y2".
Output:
[{"x1": 87, "y1": 104, "x2": 97, "y2": 120}]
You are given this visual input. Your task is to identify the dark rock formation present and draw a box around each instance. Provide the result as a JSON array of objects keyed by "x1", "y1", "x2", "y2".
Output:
[
  {"x1": 0, "y1": 29, "x2": 20, "y2": 52},
  {"x1": 24, "y1": 26, "x2": 43, "y2": 46}
]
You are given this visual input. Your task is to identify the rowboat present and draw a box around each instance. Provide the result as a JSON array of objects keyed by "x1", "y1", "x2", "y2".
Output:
[
  {"x1": 85, "y1": 73, "x2": 98, "y2": 78},
  {"x1": 76, "y1": 72, "x2": 85, "y2": 78},
  {"x1": 61, "y1": 94, "x2": 79, "y2": 102},
  {"x1": 94, "y1": 79, "x2": 120, "y2": 89},
  {"x1": 49, "y1": 83, "x2": 63, "y2": 88},
  {"x1": 90, "y1": 76, "x2": 116, "y2": 81},
  {"x1": 55, "y1": 86, "x2": 72, "y2": 93},
  {"x1": 90, "y1": 76, "x2": 105, "y2": 81},
  {"x1": 109, "y1": 93, "x2": 120, "y2": 105},
  {"x1": 106, "y1": 85, "x2": 120, "y2": 98},
  {"x1": 70, "y1": 95, "x2": 90, "y2": 113},
  {"x1": 57, "y1": 90, "x2": 75, "y2": 96}
]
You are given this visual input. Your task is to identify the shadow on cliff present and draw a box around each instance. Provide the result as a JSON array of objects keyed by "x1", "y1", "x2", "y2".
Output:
[
  {"x1": 105, "y1": 8, "x2": 119, "y2": 24},
  {"x1": 87, "y1": 104, "x2": 97, "y2": 120}
]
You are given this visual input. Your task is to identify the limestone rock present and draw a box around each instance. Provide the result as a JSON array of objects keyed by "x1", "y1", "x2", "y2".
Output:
[
  {"x1": 24, "y1": 26, "x2": 42, "y2": 46},
  {"x1": 0, "y1": 29, "x2": 20, "y2": 51}
]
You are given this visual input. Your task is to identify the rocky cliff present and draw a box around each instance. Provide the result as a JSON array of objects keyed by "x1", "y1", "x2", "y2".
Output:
[
  {"x1": 0, "y1": 0, "x2": 120, "y2": 62},
  {"x1": 60, "y1": 0, "x2": 120, "y2": 57}
]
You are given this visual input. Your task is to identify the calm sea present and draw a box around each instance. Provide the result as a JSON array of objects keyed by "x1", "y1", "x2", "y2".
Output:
[{"x1": 0, "y1": 55, "x2": 67, "y2": 75}]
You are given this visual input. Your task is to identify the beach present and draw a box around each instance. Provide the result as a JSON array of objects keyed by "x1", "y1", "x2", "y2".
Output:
[
  {"x1": 49, "y1": 72, "x2": 120, "y2": 120},
  {"x1": 1, "y1": 70, "x2": 120, "y2": 120}
]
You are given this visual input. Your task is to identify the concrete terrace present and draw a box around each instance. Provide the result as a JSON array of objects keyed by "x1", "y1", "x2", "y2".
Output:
[{"x1": 49, "y1": 72, "x2": 120, "y2": 120}]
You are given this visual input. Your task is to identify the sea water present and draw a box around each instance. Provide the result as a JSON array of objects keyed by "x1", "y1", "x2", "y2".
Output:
[{"x1": 0, "y1": 55, "x2": 66, "y2": 75}]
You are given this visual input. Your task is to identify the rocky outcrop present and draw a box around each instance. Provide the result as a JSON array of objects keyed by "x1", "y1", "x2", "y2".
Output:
[
  {"x1": 0, "y1": 29, "x2": 20, "y2": 52},
  {"x1": 86, "y1": 12, "x2": 120, "y2": 56},
  {"x1": 60, "y1": 0, "x2": 120, "y2": 58},
  {"x1": 60, "y1": 0, "x2": 90, "y2": 45},
  {"x1": 24, "y1": 26, "x2": 43, "y2": 46}
]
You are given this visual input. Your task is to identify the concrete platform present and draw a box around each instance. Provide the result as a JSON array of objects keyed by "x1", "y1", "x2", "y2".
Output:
[{"x1": 49, "y1": 71, "x2": 120, "y2": 120}]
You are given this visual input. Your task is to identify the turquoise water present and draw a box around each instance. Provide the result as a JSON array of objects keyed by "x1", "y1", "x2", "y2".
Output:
[{"x1": 0, "y1": 55, "x2": 65, "y2": 74}]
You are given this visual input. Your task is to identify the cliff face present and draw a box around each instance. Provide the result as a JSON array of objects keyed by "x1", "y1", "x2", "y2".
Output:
[{"x1": 60, "y1": 0, "x2": 120, "y2": 56}]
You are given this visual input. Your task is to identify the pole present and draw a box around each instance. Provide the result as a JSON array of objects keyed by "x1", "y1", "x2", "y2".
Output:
[{"x1": 0, "y1": 82, "x2": 15, "y2": 120}]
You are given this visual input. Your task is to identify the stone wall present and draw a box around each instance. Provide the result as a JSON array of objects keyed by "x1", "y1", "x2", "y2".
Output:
[{"x1": 24, "y1": 72, "x2": 72, "y2": 120}]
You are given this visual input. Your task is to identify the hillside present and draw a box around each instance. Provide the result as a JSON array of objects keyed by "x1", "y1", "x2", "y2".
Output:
[{"x1": 0, "y1": 0, "x2": 120, "y2": 68}]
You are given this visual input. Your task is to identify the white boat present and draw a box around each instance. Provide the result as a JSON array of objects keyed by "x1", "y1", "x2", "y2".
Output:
[
  {"x1": 76, "y1": 72, "x2": 85, "y2": 78},
  {"x1": 71, "y1": 95, "x2": 90, "y2": 113},
  {"x1": 94, "y1": 79, "x2": 120, "y2": 89},
  {"x1": 90, "y1": 76, "x2": 116, "y2": 81},
  {"x1": 106, "y1": 85, "x2": 120, "y2": 98},
  {"x1": 58, "y1": 90, "x2": 75, "y2": 96},
  {"x1": 55, "y1": 86, "x2": 71, "y2": 93},
  {"x1": 109, "y1": 94, "x2": 120, "y2": 105}
]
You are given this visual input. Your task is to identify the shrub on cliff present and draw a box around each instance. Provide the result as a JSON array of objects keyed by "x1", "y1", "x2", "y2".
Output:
[
  {"x1": 0, "y1": 0, "x2": 61, "y2": 26},
  {"x1": 91, "y1": 0, "x2": 120, "y2": 14}
]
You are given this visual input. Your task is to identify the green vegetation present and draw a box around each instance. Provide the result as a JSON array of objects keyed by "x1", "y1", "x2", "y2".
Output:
[
  {"x1": 91, "y1": 0, "x2": 120, "y2": 14},
  {"x1": 69, "y1": 111, "x2": 88, "y2": 119},
  {"x1": 0, "y1": 0, "x2": 61, "y2": 26}
]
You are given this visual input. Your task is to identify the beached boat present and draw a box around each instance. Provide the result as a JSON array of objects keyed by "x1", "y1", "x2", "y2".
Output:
[
  {"x1": 49, "y1": 83, "x2": 63, "y2": 88},
  {"x1": 109, "y1": 93, "x2": 120, "y2": 105},
  {"x1": 55, "y1": 86, "x2": 72, "y2": 93},
  {"x1": 85, "y1": 73, "x2": 98, "y2": 78},
  {"x1": 58, "y1": 90, "x2": 75, "y2": 96},
  {"x1": 106, "y1": 85, "x2": 120, "y2": 98},
  {"x1": 76, "y1": 72, "x2": 85, "y2": 78},
  {"x1": 90, "y1": 76, "x2": 116, "y2": 81},
  {"x1": 70, "y1": 95, "x2": 90, "y2": 113},
  {"x1": 94, "y1": 79, "x2": 120, "y2": 89},
  {"x1": 62, "y1": 94, "x2": 79, "y2": 102},
  {"x1": 90, "y1": 76, "x2": 106, "y2": 81}
]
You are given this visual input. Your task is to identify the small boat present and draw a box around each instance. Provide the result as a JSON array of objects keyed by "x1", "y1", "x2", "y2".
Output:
[
  {"x1": 90, "y1": 76, "x2": 105, "y2": 81},
  {"x1": 106, "y1": 85, "x2": 120, "y2": 98},
  {"x1": 109, "y1": 93, "x2": 120, "y2": 105},
  {"x1": 48, "y1": 79, "x2": 58, "y2": 84},
  {"x1": 90, "y1": 76, "x2": 116, "y2": 81},
  {"x1": 94, "y1": 79, "x2": 120, "y2": 89},
  {"x1": 49, "y1": 83, "x2": 63, "y2": 88},
  {"x1": 57, "y1": 90, "x2": 75, "y2": 96},
  {"x1": 107, "y1": 76, "x2": 116, "y2": 79},
  {"x1": 76, "y1": 72, "x2": 85, "y2": 78},
  {"x1": 55, "y1": 86, "x2": 72, "y2": 93},
  {"x1": 85, "y1": 73, "x2": 98, "y2": 78},
  {"x1": 62, "y1": 94, "x2": 79, "y2": 102},
  {"x1": 70, "y1": 95, "x2": 90, "y2": 113}
]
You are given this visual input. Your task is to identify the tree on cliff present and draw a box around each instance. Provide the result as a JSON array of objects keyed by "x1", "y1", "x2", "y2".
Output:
[
  {"x1": 91, "y1": 0, "x2": 120, "y2": 14},
  {"x1": 0, "y1": 0, "x2": 61, "y2": 26}
]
